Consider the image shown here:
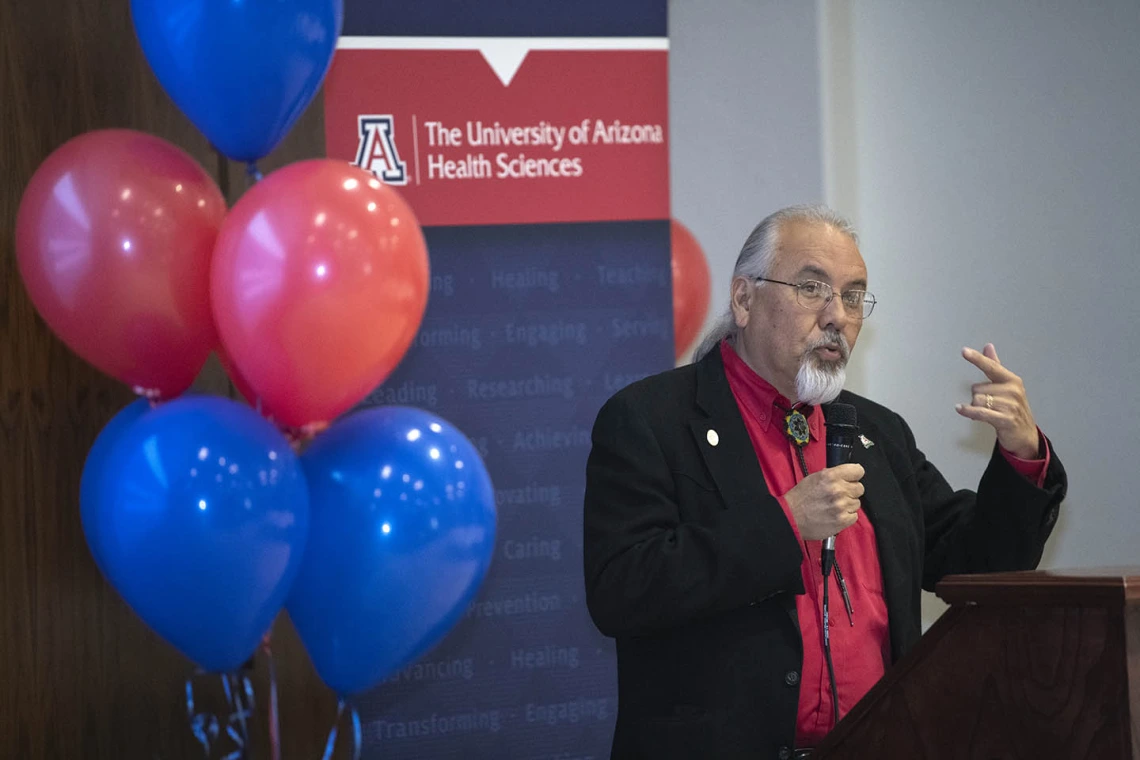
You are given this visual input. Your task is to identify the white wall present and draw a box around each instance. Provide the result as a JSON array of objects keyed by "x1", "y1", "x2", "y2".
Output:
[
  {"x1": 673, "y1": 1, "x2": 1140, "y2": 628},
  {"x1": 669, "y1": 0, "x2": 825, "y2": 364},
  {"x1": 828, "y1": 0, "x2": 1140, "y2": 624}
]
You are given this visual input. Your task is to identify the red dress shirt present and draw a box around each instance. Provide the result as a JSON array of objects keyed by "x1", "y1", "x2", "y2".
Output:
[{"x1": 719, "y1": 341, "x2": 1048, "y2": 746}]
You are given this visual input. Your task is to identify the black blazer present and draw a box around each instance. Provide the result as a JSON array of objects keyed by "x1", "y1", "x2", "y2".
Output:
[{"x1": 583, "y1": 347, "x2": 1066, "y2": 760}]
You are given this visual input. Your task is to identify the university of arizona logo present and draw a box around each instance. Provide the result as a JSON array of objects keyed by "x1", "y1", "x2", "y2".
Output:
[{"x1": 354, "y1": 115, "x2": 408, "y2": 185}]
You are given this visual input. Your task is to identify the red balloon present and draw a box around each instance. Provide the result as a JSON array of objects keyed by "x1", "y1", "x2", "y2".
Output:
[
  {"x1": 211, "y1": 160, "x2": 430, "y2": 429},
  {"x1": 15, "y1": 129, "x2": 226, "y2": 397},
  {"x1": 671, "y1": 218, "x2": 712, "y2": 359}
]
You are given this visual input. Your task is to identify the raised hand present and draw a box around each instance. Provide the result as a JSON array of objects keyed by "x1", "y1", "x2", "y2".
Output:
[{"x1": 955, "y1": 343, "x2": 1040, "y2": 459}]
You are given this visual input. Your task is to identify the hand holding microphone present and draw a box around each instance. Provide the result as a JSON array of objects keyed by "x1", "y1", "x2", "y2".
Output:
[
  {"x1": 784, "y1": 402, "x2": 862, "y2": 542},
  {"x1": 784, "y1": 464, "x2": 864, "y2": 541}
]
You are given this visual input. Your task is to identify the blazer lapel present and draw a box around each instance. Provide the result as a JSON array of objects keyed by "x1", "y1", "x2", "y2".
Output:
[
  {"x1": 843, "y1": 419, "x2": 918, "y2": 662},
  {"x1": 691, "y1": 348, "x2": 804, "y2": 625},
  {"x1": 689, "y1": 348, "x2": 771, "y2": 513}
]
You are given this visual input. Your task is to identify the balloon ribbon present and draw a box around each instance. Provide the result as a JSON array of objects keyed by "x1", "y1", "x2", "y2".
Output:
[
  {"x1": 263, "y1": 635, "x2": 281, "y2": 760},
  {"x1": 184, "y1": 669, "x2": 255, "y2": 759},
  {"x1": 321, "y1": 699, "x2": 362, "y2": 760}
]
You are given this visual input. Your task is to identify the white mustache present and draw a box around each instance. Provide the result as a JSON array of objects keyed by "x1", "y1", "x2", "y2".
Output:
[{"x1": 805, "y1": 331, "x2": 850, "y2": 363}]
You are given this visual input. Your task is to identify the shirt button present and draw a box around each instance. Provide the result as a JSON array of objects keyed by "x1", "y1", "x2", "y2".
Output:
[
  {"x1": 784, "y1": 670, "x2": 800, "y2": 686},
  {"x1": 777, "y1": 747, "x2": 791, "y2": 760}
]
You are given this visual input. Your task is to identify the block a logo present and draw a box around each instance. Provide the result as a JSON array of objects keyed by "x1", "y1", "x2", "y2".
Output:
[{"x1": 355, "y1": 115, "x2": 408, "y2": 185}]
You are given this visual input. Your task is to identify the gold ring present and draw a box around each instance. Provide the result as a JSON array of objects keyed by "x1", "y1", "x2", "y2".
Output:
[{"x1": 985, "y1": 394, "x2": 993, "y2": 410}]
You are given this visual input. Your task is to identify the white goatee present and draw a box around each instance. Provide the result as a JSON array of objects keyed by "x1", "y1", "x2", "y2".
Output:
[{"x1": 794, "y1": 330, "x2": 850, "y2": 405}]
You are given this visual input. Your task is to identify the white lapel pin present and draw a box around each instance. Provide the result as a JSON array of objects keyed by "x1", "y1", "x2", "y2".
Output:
[
  {"x1": 859, "y1": 434, "x2": 874, "y2": 449},
  {"x1": 707, "y1": 429, "x2": 720, "y2": 447}
]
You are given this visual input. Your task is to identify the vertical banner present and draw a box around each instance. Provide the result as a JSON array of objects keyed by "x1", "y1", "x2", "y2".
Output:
[{"x1": 324, "y1": 3, "x2": 669, "y2": 757}]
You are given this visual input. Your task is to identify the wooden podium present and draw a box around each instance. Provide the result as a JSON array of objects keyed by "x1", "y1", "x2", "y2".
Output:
[{"x1": 813, "y1": 568, "x2": 1140, "y2": 759}]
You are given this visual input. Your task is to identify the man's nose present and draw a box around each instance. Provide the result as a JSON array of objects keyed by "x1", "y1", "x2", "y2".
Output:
[{"x1": 818, "y1": 294, "x2": 848, "y2": 331}]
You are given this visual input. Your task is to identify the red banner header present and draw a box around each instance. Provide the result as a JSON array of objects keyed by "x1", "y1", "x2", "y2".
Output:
[{"x1": 324, "y1": 45, "x2": 670, "y2": 227}]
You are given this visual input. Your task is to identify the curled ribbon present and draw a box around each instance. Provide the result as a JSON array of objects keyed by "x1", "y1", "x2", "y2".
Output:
[
  {"x1": 185, "y1": 676, "x2": 219, "y2": 758},
  {"x1": 222, "y1": 673, "x2": 255, "y2": 760},
  {"x1": 321, "y1": 700, "x2": 362, "y2": 760},
  {"x1": 184, "y1": 669, "x2": 255, "y2": 759}
]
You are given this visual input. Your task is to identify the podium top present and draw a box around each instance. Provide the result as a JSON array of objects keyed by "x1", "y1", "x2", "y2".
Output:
[{"x1": 936, "y1": 566, "x2": 1140, "y2": 607}]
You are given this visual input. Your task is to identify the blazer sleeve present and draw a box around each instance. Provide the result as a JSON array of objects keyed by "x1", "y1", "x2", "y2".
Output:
[
  {"x1": 899, "y1": 415, "x2": 1068, "y2": 590},
  {"x1": 583, "y1": 392, "x2": 804, "y2": 638}
]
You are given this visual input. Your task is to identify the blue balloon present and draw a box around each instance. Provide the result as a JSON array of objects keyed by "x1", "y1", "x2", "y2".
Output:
[
  {"x1": 288, "y1": 406, "x2": 496, "y2": 696},
  {"x1": 130, "y1": 0, "x2": 344, "y2": 162},
  {"x1": 81, "y1": 399, "x2": 152, "y2": 574},
  {"x1": 83, "y1": 395, "x2": 309, "y2": 672}
]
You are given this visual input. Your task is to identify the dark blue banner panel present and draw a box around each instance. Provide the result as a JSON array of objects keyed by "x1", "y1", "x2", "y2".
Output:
[
  {"x1": 343, "y1": 1, "x2": 666, "y2": 38},
  {"x1": 353, "y1": 220, "x2": 672, "y2": 759}
]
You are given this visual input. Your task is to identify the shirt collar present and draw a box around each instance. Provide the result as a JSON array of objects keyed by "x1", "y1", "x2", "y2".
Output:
[{"x1": 720, "y1": 340, "x2": 822, "y2": 440}]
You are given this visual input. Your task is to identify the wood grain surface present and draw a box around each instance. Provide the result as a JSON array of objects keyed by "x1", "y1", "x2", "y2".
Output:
[{"x1": 815, "y1": 580, "x2": 1138, "y2": 760}]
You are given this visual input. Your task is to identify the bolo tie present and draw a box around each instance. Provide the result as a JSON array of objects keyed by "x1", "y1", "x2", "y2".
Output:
[{"x1": 775, "y1": 402, "x2": 854, "y2": 626}]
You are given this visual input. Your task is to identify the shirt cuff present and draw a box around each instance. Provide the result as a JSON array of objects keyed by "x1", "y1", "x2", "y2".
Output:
[{"x1": 999, "y1": 428, "x2": 1051, "y2": 489}]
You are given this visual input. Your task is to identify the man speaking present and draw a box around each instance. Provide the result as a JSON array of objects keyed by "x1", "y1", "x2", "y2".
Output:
[{"x1": 582, "y1": 205, "x2": 1066, "y2": 759}]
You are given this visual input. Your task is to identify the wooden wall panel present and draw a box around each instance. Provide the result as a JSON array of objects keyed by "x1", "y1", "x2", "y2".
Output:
[{"x1": 0, "y1": 0, "x2": 336, "y2": 755}]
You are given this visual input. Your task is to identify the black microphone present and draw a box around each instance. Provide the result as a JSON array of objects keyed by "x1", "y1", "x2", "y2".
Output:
[
  {"x1": 822, "y1": 403, "x2": 858, "y2": 577},
  {"x1": 821, "y1": 401, "x2": 859, "y2": 725}
]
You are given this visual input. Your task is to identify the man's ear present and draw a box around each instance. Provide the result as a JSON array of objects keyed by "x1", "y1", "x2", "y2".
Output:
[{"x1": 730, "y1": 276, "x2": 752, "y2": 328}]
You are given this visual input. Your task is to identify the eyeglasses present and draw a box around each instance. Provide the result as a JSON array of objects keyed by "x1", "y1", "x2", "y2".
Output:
[{"x1": 755, "y1": 277, "x2": 877, "y2": 320}]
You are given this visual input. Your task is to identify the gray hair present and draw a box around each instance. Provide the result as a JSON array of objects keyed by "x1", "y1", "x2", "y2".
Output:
[{"x1": 690, "y1": 204, "x2": 858, "y2": 361}]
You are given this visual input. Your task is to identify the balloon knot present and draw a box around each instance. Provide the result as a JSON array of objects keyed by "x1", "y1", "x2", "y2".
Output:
[
  {"x1": 281, "y1": 421, "x2": 329, "y2": 451},
  {"x1": 132, "y1": 386, "x2": 164, "y2": 405}
]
